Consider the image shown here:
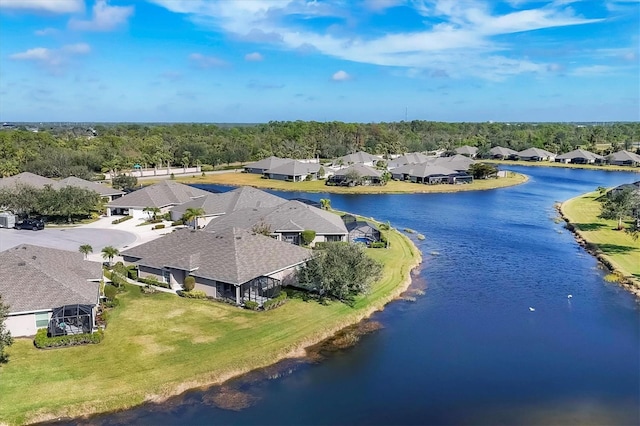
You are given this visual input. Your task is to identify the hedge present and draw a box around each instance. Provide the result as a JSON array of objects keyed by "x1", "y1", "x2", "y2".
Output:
[
  {"x1": 176, "y1": 290, "x2": 208, "y2": 299},
  {"x1": 171, "y1": 220, "x2": 184, "y2": 227},
  {"x1": 34, "y1": 328, "x2": 104, "y2": 349},
  {"x1": 112, "y1": 215, "x2": 132, "y2": 224},
  {"x1": 137, "y1": 276, "x2": 171, "y2": 289},
  {"x1": 153, "y1": 224, "x2": 165, "y2": 230},
  {"x1": 263, "y1": 292, "x2": 288, "y2": 311},
  {"x1": 244, "y1": 300, "x2": 259, "y2": 310}
]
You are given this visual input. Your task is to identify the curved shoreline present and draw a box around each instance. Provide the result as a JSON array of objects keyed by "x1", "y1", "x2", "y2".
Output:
[
  {"x1": 15, "y1": 229, "x2": 422, "y2": 425},
  {"x1": 557, "y1": 197, "x2": 640, "y2": 297}
]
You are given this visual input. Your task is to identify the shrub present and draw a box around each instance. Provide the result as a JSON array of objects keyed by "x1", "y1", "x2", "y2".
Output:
[
  {"x1": 34, "y1": 329, "x2": 104, "y2": 349},
  {"x1": 244, "y1": 300, "x2": 260, "y2": 310},
  {"x1": 127, "y1": 268, "x2": 138, "y2": 280},
  {"x1": 183, "y1": 276, "x2": 196, "y2": 291},
  {"x1": 313, "y1": 242, "x2": 330, "y2": 250},
  {"x1": 170, "y1": 173, "x2": 175, "y2": 180},
  {"x1": 201, "y1": 164, "x2": 214, "y2": 172},
  {"x1": 137, "y1": 276, "x2": 171, "y2": 289},
  {"x1": 176, "y1": 290, "x2": 208, "y2": 299},
  {"x1": 301, "y1": 230, "x2": 316, "y2": 246},
  {"x1": 153, "y1": 224, "x2": 165, "y2": 230},
  {"x1": 112, "y1": 215, "x2": 132, "y2": 224},
  {"x1": 263, "y1": 292, "x2": 288, "y2": 311},
  {"x1": 102, "y1": 299, "x2": 119, "y2": 308},
  {"x1": 370, "y1": 242, "x2": 386, "y2": 248},
  {"x1": 103, "y1": 284, "x2": 118, "y2": 301},
  {"x1": 171, "y1": 220, "x2": 184, "y2": 227}
]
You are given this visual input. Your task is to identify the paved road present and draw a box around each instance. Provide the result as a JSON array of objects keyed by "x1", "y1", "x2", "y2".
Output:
[{"x1": 0, "y1": 227, "x2": 137, "y2": 254}]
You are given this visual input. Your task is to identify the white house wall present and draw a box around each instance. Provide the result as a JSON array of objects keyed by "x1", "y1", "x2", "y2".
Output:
[{"x1": 7, "y1": 311, "x2": 50, "y2": 337}]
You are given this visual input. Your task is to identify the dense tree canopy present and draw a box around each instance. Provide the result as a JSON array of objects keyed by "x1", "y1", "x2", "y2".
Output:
[
  {"x1": 0, "y1": 122, "x2": 637, "y2": 179},
  {"x1": 0, "y1": 294, "x2": 13, "y2": 363}
]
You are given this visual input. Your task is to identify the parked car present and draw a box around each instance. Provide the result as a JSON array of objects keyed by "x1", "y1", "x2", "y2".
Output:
[{"x1": 14, "y1": 218, "x2": 45, "y2": 231}]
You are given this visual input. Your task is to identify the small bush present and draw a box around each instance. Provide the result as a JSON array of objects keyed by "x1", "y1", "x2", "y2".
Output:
[
  {"x1": 153, "y1": 224, "x2": 165, "y2": 230},
  {"x1": 112, "y1": 215, "x2": 133, "y2": 224},
  {"x1": 170, "y1": 173, "x2": 175, "y2": 180},
  {"x1": 417, "y1": 234, "x2": 425, "y2": 240},
  {"x1": 127, "y1": 269, "x2": 138, "y2": 280},
  {"x1": 137, "y1": 276, "x2": 171, "y2": 289},
  {"x1": 370, "y1": 242, "x2": 386, "y2": 248},
  {"x1": 313, "y1": 242, "x2": 330, "y2": 250},
  {"x1": 102, "y1": 299, "x2": 119, "y2": 308},
  {"x1": 201, "y1": 164, "x2": 214, "y2": 172},
  {"x1": 171, "y1": 220, "x2": 184, "y2": 227},
  {"x1": 244, "y1": 300, "x2": 260, "y2": 310},
  {"x1": 263, "y1": 292, "x2": 288, "y2": 311},
  {"x1": 103, "y1": 284, "x2": 118, "y2": 301},
  {"x1": 301, "y1": 230, "x2": 316, "y2": 246},
  {"x1": 183, "y1": 276, "x2": 196, "y2": 291},
  {"x1": 176, "y1": 290, "x2": 208, "y2": 299},
  {"x1": 34, "y1": 328, "x2": 104, "y2": 349}
]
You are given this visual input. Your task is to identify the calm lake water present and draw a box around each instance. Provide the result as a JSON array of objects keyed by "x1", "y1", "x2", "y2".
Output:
[{"x1": 88, "y1": 166, "x2": 639, "y2": 425}]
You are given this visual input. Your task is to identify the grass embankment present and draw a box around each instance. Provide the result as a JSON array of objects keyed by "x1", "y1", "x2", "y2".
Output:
[
  {"x1": 561, "y1": 192, "x2": 640, "y2": 291},
  {"x1": 484, "y1": 159, "x2": 640, "y2": 173},
  {"x1": 173, "y1": 171, "x2": 528, "y2": 194},
  {"x1": 0, "y1": 229, "x2": 421, "y2": 425}
]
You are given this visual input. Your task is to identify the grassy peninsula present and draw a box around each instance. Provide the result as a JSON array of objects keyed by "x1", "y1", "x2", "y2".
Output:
[
  {"x1": 0, "y1": 228, "x2": 421, "y2": 425},
  {"x1": 561, "y1": 192, "x2": 640, "y2": 292},
  {"x1": 173, "y1": 170, "x2": 528, "y2": 193}
]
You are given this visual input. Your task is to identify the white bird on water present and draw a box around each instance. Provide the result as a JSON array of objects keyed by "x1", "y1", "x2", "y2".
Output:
[
  {"x1": 529, "y1": 307, "x2": 536, "y2": 312},
  {"x1": 568, "y1": 294, "x2": 573, "y2": 299}
]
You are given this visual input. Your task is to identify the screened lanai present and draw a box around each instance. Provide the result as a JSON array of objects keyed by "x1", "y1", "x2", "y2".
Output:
[{"x1": 48, "y1": 304, "x2": 95, "y2": 337}]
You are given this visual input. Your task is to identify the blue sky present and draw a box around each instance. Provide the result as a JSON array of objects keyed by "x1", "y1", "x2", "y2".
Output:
[{"x1": 0, "y1": 0, "x2": 638, "y2": 123}]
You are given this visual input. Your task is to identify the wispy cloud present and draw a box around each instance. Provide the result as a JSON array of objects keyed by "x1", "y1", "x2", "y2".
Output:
[
  {"x1": 331, "y1": 70, "x2": 351, "y2": 81},
  {"x1": 247, "y1": 80, "x2": 284, "y2": 90},
  {"x1": 0, "y1": 0, "x2": 84, "y2": 14},
  {"x1": 244, "y1": 52, "x2": 264, "y2": 62},
  {"x1": 10, "y1": 43, "x2": 91, "y2": 73},
  {"x1": 570, "y1": 64, "x2": 616, "y2": 76},
  {"x1": 68, "y1": 0, "x2": 134, "y2": 31},
  {"x1": 34, "y1": 27, "x2": 59, "y2": 36},
  {"x1": 189, "y1": 53, "x2": 228, "y2": 68}
]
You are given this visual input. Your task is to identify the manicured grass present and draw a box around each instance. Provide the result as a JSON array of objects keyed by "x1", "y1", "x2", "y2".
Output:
[
  {"x1": 174, "y1": 171, "x2": 528, "y2": 193},
  {"x1": 562, "y1": 192, "x2": 640, "y2": 285},
  {"x1": 0, "y1": 229, "x2": 420, "y2": 425},
  {"x1": 484, "y1": 159, "x2": 640, "y2": 173}
]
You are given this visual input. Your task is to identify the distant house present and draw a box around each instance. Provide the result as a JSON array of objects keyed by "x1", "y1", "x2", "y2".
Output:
[
  {"x1": 204, "y1": 199, "x2": 348, "y2": 246},
  {"x1": 489, "y1": 146, "x2": 519, "y2": 160},
  {"x1": 517, "y1": 148, "x2": 556, "y2": 162},
  {"x1": 0, "y1": 244, "x2": 102, "y2": 337},
  {"x1": 607, "y1": 150, "x2": 640, "y2": 167},
  {"x1": 391, "y1": 163, "x2": 473, "y2": 184},
  {"x1": 244, "y1": 156, "x2": 293, "y2": 174},
  {"x1": 555, "y1": 149, "x2": 605, "y2": 164},
  {"x1": 264, "y1": 160, "x2": 321, "y2": 182},
  {"x1": 455, "y1": 145, "x2": 478, "y2": 158},
  {"x1": 387, "y1": 152, "x2": 431, "y2": 169},
  {"x1": 0, "y1": 172, "x2": 56, "y2": 190},
  {"x1": 334, "y1": 151, "x2": 382, "y2": 167},
  {"x1": 431, "y1": 154, "x2": 475, "y2": 172},
  {"x1": 106, "y1": 180, "x2": 214, "y2": 218},
  {"x1": 54, "y1": 176, "x2": 125, "y2": 202},
  {"x1": 170, "y1": 186, "x2": 287, "y2": 223},
  {"x1": 327, "y1": 164, "x2": 383, "y2": 186},
  {"x1": 121, "y1": 228, "x2": 311, "y2": 306}
]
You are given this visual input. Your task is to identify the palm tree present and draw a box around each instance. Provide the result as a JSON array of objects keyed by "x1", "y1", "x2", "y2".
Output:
[
  {"x1": 143, "y1": 206, "x2": 161, "y2": 221},
  {"x1": 101, "y1": 246, "x2": 120, "y2": 266},
  {"x1": 182, "y1": 207, "x2": 205, "y2": 229},
  {"x1": 79, "y1": 244, "x2": 93, "y2": 259},
  {"x1": 320, "y1": 198, "x2": 331, "y2": 210}
]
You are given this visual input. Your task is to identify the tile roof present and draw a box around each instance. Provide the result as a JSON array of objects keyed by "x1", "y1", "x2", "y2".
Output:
[
  {"x1": 204, "y1": 200, "x2": 348, "y2": 235},
  {"x1": 0, "y1": 172, "x2": 56, "y2": 189},
  {"x1": 171, "y1": 186, "x2": 287, "y2": 218},
  {"x1": 107, "y1": 180, "x2": 214, "y2": 209},
  {"x1": 121, "y1": 228, "x2": 311, "y2": 285},
  {"x1": 0, "y1": 244, "x2": 101, "y2": 313},
  {"x1": 54, "y1": 176, "x2": 125, "y2": 197}
]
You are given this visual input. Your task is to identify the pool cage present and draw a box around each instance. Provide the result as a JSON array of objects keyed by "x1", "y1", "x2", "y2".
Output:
[{"x1": 48, "y1": 304, "x2": 94, "y2": 337}]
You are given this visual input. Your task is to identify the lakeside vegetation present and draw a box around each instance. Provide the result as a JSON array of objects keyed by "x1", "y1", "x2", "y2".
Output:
[
  {"x1": 484, "y1": 159, "x2": 640, "y2": 173},
  {"x1": 561, "y1": 192, "x2": 640, "y2": 290},
  {"x1": 174, "y1": 170, "x2": 529, "y2": 193},
  {"x1": 0, "y1": 228, "x2": 421, "y2": 425}
]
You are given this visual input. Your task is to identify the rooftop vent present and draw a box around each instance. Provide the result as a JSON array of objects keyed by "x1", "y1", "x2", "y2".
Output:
[{"x1": 17, "y1": 261, "x2": 26, "y2": 266}]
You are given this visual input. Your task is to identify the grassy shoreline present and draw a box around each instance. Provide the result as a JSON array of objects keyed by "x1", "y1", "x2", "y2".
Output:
[
  {"x1": 560, "y1": 192, "x2": 640, "y2": 295},
  {"x1": 0, "y1": 226, "x2": 421, "y2": 425},
  {"x1": 484, "y1": 159, "x2": 640, "y2": 173},
  {"x1": 169, "y1": 171, "x2": 528, "y2": 193}
]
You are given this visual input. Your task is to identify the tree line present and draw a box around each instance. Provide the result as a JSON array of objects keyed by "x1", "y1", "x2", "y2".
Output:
[{"x1": 0, "y1": 121, "x2": 638, "y2": 179}]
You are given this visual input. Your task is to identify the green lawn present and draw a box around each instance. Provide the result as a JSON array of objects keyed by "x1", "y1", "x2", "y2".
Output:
[
  {"x1": 0, "y1": 229, "x2": 420, "y2": 425},
  {"x1": 173, "y1": 171, "x2": 528, "y2": 193},
  {"x1": 561, "y1": 192, "x2": 640, "y2": 285},
  {"x1": 484, "y1": 159, "x2": 640, "y2": 173}
]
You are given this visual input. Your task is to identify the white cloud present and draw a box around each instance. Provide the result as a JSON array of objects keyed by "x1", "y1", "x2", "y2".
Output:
[
  {"x1": 189, "y1": 53, "x2": 228, "y2": 68},
  {"x1": 34, "y1": 27, "x2": 59, "y2": 36},
  {"x1": 244, "y1": 52, "x2": 264, "y2": 61},
  {"x1": 332, "y1": 70, "x2": 351, "y2": 81},
  {"x1": 362, "y1": 0, "x2": 405, "y2": 12},
  {"x1": 0, "y1": 0, "x2": 84, "y2": 14},
  {"x1": 9, "y1": 43, "x2": 91, "y2": 72},
  {"x1": 570, "y1": 65, "x2": 615, "y2": 76},
  {"x1": 68, "y1": 0, "x2": 134, "y2": 31}
]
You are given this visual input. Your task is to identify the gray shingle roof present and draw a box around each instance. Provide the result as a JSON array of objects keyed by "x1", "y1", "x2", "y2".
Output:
[
  {"x1": 54, "y1": 176, "x2": 125, "y2": 197},
  {"x1": 204, "y1": 200, "x2": 348, "y2": 235},
  {"x1": 518, "y1": 147, "x2": 555, "y2": 158},
  {"x1": 335, "y1": 151, "x2": 381, "y2": 165},
  {"x1": 334, "y1": 164, "x2": 382, "y2": 178},
  {"x1": 608, "y1": 150, "x2": 640, "y2": 162},
  {"x1": 430, "y1": 154, "x2": 475, "y2": 170},
  {"x1": 455, "y1": 146, "x2": 478, "y2": 156},
  {"x1": 387, "y1": 153, "x2": 430, "y2": 168},
  {"x1": 0, "y1": 172, "x2": 56, "y2": 189},
  {"x1": 489, "y1": 146, "x2": 519, "y2": 156},
  {"x1": 265, "y1": 160, "x2": 320, "y2": 176},
  {"x1": 244, "y1": 156, "x2": 293, "y2": 171},
  {"x1": 556, "y1": 149, "x2": 604, "y2": 161},
  {"x1": 391, "y1": 163, "x2": 459, "y2": 178},
  {"x1": 121, "y1": 228, "x2": 311, "y2": 285},
  {"x1": 107, "y1": 181, "x2": 214, "y2": 209},
  {"x1": 0, "y1": 244, "x2": 101, "y2": 313},
  {"x1": 170, "y1": 186, "x2": 287, "y2": 218}
]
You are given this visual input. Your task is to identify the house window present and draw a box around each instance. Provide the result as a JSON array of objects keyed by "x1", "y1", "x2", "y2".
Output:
[
  {"x1": 35, "y1": 312, "x2": 49, "y2": 328},
  {"x1": 162, "y1": 269, "x2": 171, "y2": 283},
  {"x1": 326, "y1": 235, "x2": 343, "y2": 242}
]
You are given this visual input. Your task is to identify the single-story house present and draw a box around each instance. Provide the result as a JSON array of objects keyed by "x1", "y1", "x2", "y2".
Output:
[
  {"x1": 204, "y1": 200, "x2": 348, "y2": 246},
  {"x1": 387, "y1": 152, "x2": 431, "y2": 169},
  {"x1": 342, "y1": 215, "x2": 381, "y2": 243},
  {"x1": 391, "y1": 163, "x2": 473, "y2": 184},
  {"x1": 489, "y1": 146, "x2": 519, "y2": 160},
  {"x1": 455, "y1": 145, "x2": 478, "y2": 158},
  {"x1": 555, "y1": 149, "x2": 606, "y2": 164},
  {"x1": 54, "y1": 176, "x2": 125, "y2": 202},
  {"x1": 170, "y1": 186, "x2": 287, "y2": 223},
  {"x1": 431, "y1": 154, "x2": 475, "y2": 172},
  {"x1": 244, "y1": 156, "x2": 293, "y2": 174},
  {"x1": 0, "y1": 244, "x2": 102, "y2": 337},
  {"x1": 264, "y1": 160, "x2": 321, "y2": 182},
  {"x1": 334, "y1": 151, "x2": 382, "y2": 167},
  {"x1": 121, "y1": 228, "x2": 311, "y2": 306},
  {"x1": 327, "y1": 164, "x2": 383, "y2": 186},
  {"x1": 0, "y1": 172, "x2": 56, "y2": 189},
  {"x1": 106, "y1": 180, "x2": 214, "y2": 218},
  {"x1": 607, "y1": 150, "x2": 640, "y2": 167},
  {"x1": 517, "y1": 148, "x2": 556, "y2": 162}
]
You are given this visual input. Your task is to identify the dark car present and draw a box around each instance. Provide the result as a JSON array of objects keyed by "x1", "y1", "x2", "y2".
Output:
[{"x1": 15, "y1": 218, "x2": 45, "y2": 231}]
